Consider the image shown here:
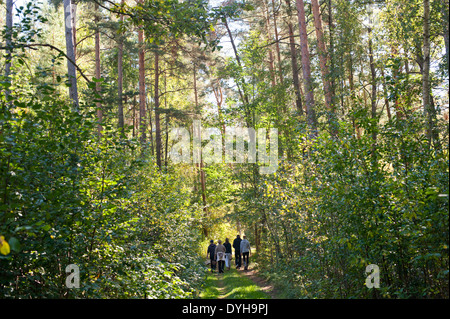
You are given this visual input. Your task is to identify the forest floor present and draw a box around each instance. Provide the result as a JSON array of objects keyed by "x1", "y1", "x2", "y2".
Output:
[{"x1": 200, "y1": 265, "x2": 278, "y2": 299}]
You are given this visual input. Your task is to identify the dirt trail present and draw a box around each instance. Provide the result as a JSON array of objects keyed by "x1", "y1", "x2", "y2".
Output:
[
  {"x1": 217, "y1": 276, "x2": 227, "y2": 299},
  {"x1": 239, "y1": 268, "x2": 279, "y2": 299}
]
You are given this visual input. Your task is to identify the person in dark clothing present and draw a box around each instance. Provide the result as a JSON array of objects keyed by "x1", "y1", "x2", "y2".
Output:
[
  {"x1": 232, "y1": 235, "x2": 242, "y2": 269},
  {"x1": 224, "y1": 238, "x2": 232, "y2": 270},
  {"x1": 207, "y1": 240, "x2": 216, "y2": 272}
]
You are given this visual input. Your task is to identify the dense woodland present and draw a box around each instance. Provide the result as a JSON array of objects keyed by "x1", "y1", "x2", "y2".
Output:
[{"x1": 0, "y1": 0, "x2": 448, "y2": 299}]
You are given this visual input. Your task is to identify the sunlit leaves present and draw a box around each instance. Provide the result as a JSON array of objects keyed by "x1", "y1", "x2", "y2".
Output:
[
  {"x1": 0, "y1": 236, "x2": 11, "y2": 255},
  {"x1": 233, "y1": 114, "x2": 448, "y2": 298},
  {"x1": 0, "y1": 56, "x2": 205, "y2": 299},
  {"x1": 128, "y1": 0, "x2": 218, "y2": 48}
]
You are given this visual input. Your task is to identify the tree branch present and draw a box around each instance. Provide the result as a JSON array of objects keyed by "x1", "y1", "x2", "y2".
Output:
[
  {"x1": 90, "y1": 0, "x2": 134, "y2": 18},
  {"x1": 0, "y1": 43, "x2": 91, "y2": 83}
]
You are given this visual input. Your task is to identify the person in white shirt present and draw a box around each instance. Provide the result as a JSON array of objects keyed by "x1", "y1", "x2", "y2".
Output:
[{"x1": 240, "y1": 236, "x2": 251, "y2": 270}]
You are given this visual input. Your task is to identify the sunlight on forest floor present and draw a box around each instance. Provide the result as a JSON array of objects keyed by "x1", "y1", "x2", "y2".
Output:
[{"x1": 200, "y1": 268, "x2": 270, "y2": 299}]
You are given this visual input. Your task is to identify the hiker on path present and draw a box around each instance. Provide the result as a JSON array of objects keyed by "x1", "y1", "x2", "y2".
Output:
[
  {"x1": 240, "y1": 236, "x2": 251, "y2": 270},
  {"x1": 233, "y1": 235, "x2": 242, "y2": 269},
  {"x1": 207, "y1": 240, "x2": 216, "y2": 273},
  {"x1": 215, "y1": 240, "x2": 226, "y2": 274},
  {"x1": 224, "y1": 238, "x2": 232, "y2": 270}
]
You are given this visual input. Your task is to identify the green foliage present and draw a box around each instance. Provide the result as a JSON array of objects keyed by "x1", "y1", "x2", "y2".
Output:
[
  {"x1": 235, "y1": 114, "x2": 449, "y2": 298},
  {"x1": 127, "y1": 0, "x2": 220, "y2": 48},
  {"x1": 1, "y1": 0, "x2": 448, "y2": 301},
  {"x1": 0, "y1": 69, "x2": 205, "y2": 300}
]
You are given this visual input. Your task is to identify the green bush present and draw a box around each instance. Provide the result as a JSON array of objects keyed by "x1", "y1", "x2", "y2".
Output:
[{"x1": 0, "y1": 83, "x2": 205, "y2": 299}]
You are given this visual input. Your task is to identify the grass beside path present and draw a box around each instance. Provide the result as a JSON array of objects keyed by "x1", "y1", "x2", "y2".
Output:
[{"x1": 200, "y1": 268, "x2": 271, "y2": 299}]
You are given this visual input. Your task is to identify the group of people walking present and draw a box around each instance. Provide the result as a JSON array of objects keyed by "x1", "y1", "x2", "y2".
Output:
[{"x1": 207, "y1": 235, "x2": 251, "y2": 273}]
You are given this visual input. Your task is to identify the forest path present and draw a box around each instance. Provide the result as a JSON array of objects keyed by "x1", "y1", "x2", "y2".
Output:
[
  {"x1": 239, "y1": 268, "x2": 279, "y2": 299},
  {"x1": 200, "y1": 266, "x2": 276, "y2": 299}
]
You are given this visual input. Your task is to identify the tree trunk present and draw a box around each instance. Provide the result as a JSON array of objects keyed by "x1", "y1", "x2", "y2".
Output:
[
  {"x1": 423, "y1": 0, "x2": 431, "y2": 125},
  {"x1": 164, "y1": 70, "x2": 169, "y2": 168},
  {"x1": 441, "y1": 0, "x2": 449, "y2": 94},
  {"x1": 327, "y1": 0, "x2": 336, "y2": 109},
  {"x1": 368, "y1": 26, "x2": 378, "y2": 160},
  {"x1": 63, "y1": 0, "x2": 79, "y2": 111},
  {"x1": 212, "y1": 82, "x2": 226, "y2": 152},
  {"x1": 193, "y1": 64, "x2": 199, "y2": 109},
  {"x1": 263, "y1": 0, "x2": 276, "y2": 87},
  {"x1": 154, "y1": 50, "x2": 162, "y2": 168},
  {"x1": 311, "y1": 0, "x2": 332, "y2": 110},
  {"x1": 295, "y1": 0, "x2": 317, "y2": 133},
  {"x1": 72, "y1": 3, "x2": 77, "y2": 59},
  {"x1": 311, "y1": 0, "x2": 335, "y2": 134},
  {"x1": 95, "y1": 3, "x2": 102, "y2": 135},
  {"x1": 138, "y1": 19, "x2": 146, "y2": 145},
  {"x1": 193, "y1": 69, "x2": 208, "y2": 235},
  {"x1": 132, "y1": 95, "x2": 136, "y2": 137},
  {"x1": 348, "y1": 53, "x2": 361, "y2": 138},
  {"x1": 117, "y1": 0, "x2": 125, "y2": 132},
  {"x1": 223, "y1": 17, "x2": 252, "y2": 126},
  {"x1": 4, "y1": 0, "x2": 13, "y2": 101},
  {"x1": 200, "y1": 159, "x2": 207, "y2": 215},
  {"x1": 390, "y1": 45, "x2": 403, "y2": 119},
  {"x1": 271, "y1": 0, "x2": 283, "y2": 84},
  {"x1": 284, "y1": 0, "x2": 303, "y2": 115},
  {"x1": 380, "y1": 67, "x2": 392, "y2": 121},
  {"x1": 422, "y1": 0, "x2": 441, "y2": 150},
  {"x1": 148, "y1": 91, "x2": 154, "y2": 156}
]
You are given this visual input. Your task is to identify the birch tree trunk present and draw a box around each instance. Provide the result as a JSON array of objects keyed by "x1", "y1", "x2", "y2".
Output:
[
  {"x1": 63, "y1": 0, "x2": 79, "y2": 111},
  {"x1": 72, "y1": 2, "x2": 77, "y2": 59},
  {"x1": 441, "y1": 0, "x2": 449, "y2": 89},
  {"x1": 422, "y1": 0, "x2": 441, "y2": 150},
  {"x1": 212, "y1": 82, "x2": 225, "y2": 151},
  {"x1": 271, "y1": 0, "x2": 283, "y2": 84}
]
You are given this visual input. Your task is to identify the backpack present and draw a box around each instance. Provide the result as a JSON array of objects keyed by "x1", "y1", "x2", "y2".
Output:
[{"x1": 217, "y1": 252, "x2": 225, "y2": 261}]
